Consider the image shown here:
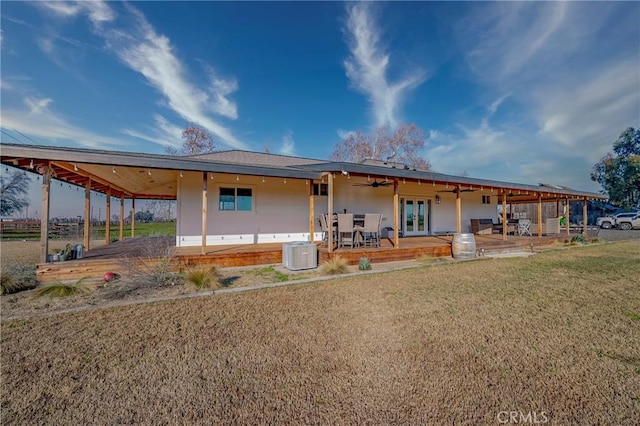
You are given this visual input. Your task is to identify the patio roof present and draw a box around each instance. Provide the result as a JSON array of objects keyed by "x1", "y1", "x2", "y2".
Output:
[
  {"x1": 1, "y1": 144, "x2": 321, "y2": 199},
  {"x1": 1, "y1": 143, "x2": 605, "y2": 202}
]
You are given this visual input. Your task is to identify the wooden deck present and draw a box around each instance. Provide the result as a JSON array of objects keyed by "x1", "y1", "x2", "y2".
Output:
[{"x1": 36, "y1": 234, "x2": 564, "y2": 283}]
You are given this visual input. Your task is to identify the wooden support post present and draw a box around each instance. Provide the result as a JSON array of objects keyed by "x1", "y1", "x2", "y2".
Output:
[
  {"x1": 455, "y1": 185, "x2": 461, "y2": 234},
  {"x1": 309, "y1": 179, "x2": 315, "y2": 242},
  {"x1": 566, "y1": 198, "x2": 570, "y2": 236},
  {"x1": 201, "y1": 172, "x2": 208, "y2": 255},
  {"x1": 537, "y1": 192, "x2": 543, "y2": 237},
  {"x1": 40, "y1": 171, "x2": 51, "y2": 263},
  {"x1": 119, "y1": 196, "x2": 124, "y2": 241},
  {"x1": 583, "y1": 197, "x2": 588, "y2": 235},
  {"x1": 84, "y1": 178, "x2": 91, "y2": 251},
  {"x1": 393, "y1": 179, "x2": 399, "y2": 248},
  {"x1": 502, "y1": 193, "x2": 507, "y2": 241},
  {"x1": 327, "y1": 173, "x2": 334, "y2": 253},
  {"x1": 105, "y1": 188, "x2": 111, "y2": 245},
  {"x1": 556, "y1": 198, "x2": 560, "y2": 218},
  {"x1": 131, "y1": 198, "x2": 136, "y2": 238}
]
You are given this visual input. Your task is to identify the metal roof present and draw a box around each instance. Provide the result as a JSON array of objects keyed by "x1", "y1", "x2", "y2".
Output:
[{"x1": 1, "y1": 143, "x2": 605, "y2": 201}]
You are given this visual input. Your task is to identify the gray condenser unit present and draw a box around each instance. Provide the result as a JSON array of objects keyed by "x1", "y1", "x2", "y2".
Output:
[{"x1": 282, "y1": 241, "x2": 318, "y2": 270}]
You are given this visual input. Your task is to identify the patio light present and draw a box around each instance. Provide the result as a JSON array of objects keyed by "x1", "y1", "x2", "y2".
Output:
[{"x1": 435, "y1": 195, "x2": 441, "y2": 204}]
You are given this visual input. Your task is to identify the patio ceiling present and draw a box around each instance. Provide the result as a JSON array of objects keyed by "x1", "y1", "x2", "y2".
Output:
[{"x1": 1, "y1": 143, "x2": 321, "y2": 200}]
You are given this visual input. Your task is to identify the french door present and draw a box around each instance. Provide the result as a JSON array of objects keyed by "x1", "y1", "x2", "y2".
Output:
[{"x1": 402, "y1": 198, "x2": 430, "y2": 236}]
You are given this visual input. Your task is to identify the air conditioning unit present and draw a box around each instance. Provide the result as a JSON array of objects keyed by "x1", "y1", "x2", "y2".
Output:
[{"x1": 282, "y1": 241, "x2": 318, "y2": 270}]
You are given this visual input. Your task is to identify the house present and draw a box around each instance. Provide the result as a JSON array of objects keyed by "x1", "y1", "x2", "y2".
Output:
[{"x1": 1, "y1": 143, "x2": 605, "y2": 268}]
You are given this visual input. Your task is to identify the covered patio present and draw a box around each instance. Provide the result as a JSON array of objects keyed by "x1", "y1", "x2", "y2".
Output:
[{"x1": 2, "y1": 143, "x2": 606, "y2": 283}]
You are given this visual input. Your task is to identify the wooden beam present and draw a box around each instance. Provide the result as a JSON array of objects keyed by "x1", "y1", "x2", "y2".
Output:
[
  {"x1": 309, "y1": 179, "x2": 315, "y2": 242},
  {"x1": 556, "y1": 198, "x2": 560, "y2": 217},
  {"x1": 537, "y1": 192, "x2": 543, "y2": 237},
  {"x1": 502, "y1": 193, "x2": 507, "y2": 241},
  {"x1": 583, "y1": 197, "x2": 588, "y2": 235},
  {"x1": 327, "y1": 173, "x2": 334, "y2": 253},
  {"x1": 105, "y1": 188, "x2": 111, "y2": 245},
  {"x1": 455, "y1": 185, "x2": 461, "y2": 234},
  {"x1": 119, "y1": 196, "x2": 124, "y2": 241},
  {"x1": 201, "y1": 172, "x2": 208, "y2": 255},
  {"x1": 40, "y1": 171, "x2": 51, "y2": 263},
  {"x1": 84, "y1": 178, "x2": 91, "y2": 251},
  {"x1": 393, "y1": 179, "x2": 399, "y2": 248},
  {"x1": 51, "y1": 161, "x2": 131, "y2": 198},
  {"x1": 131, "y1": 198, "x2": 136, "y2": 238}
]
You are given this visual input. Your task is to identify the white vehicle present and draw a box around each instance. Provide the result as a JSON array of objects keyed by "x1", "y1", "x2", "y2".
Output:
[
  {"x1": 615, "y1": 214, "x2": 640, "y2": 230},
  {"x1": 597, "y1": 212, "x2": 638, "y2": 229}
]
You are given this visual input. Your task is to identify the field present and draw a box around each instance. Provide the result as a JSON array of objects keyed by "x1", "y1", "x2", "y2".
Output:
[{"x1": 2, "y1": 242, "x2": 639, "y2": 424}]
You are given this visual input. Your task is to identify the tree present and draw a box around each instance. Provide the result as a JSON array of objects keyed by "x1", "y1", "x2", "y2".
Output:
[
  {"x1": 0, "y1": 169, "x2": 31, "y2": 217},
  {"x1": 165, "y1": 122, "x2": 214, "y2": 156},
  {"x1": 591, "y1": 127, "x2": 640, "y2": 209},
  {"x1": 330, "y1": 123, "x2": 431, "y2": 169}
]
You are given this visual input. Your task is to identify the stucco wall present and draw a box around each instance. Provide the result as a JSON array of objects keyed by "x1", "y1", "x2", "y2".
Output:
[{"x1": 176, "y1": 173, "x2": 502, "y2": 246}]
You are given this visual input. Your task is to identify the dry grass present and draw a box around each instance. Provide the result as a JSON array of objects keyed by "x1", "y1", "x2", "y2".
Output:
[{"x1": 1, "y1": 242, "x2": 639, "y2": 424}]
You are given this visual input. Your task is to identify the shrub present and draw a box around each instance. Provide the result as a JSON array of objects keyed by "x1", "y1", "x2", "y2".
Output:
[
  {"x1": 186, "y1": 266, "x2": 220, "y2": 290},
  {"x1": 0, "y1": 263, "x2": 36, "y2": 295},
  {"x1": 358, "y1": 257, "x2": 371, "y2": 271},
  {"x1": 320, "y1": 256, "x2": 349, "y2": 275},
  {"x1": 571, "y1": 235, "x2": 588, "y2": 245},
  {"x1": 120, "y1": 237, "x2": 181, "y2": 287},
  {"x1": 34, "y1": 277, "x2": 92, "y2": 298}
]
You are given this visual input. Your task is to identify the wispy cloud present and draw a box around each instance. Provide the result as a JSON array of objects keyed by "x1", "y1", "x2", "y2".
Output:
[
  {"x1": 1, "y1": 96, "x2": 126, "y2": 148},
  {"x1": 278, "y1": 131, "x2": 296, "y2": 156},
  {"x1": 443, "y1": 1, "x2": 640, "y2": 190},
  {"x1": 122, "y1": 114, "x2": 183, "y2": 150},
  {"x1": 34, "y1": 1, "x2": 246, "y2": 150},
  {"x1": 343, "y1": 2, "x2": 426, "y2": 128}
]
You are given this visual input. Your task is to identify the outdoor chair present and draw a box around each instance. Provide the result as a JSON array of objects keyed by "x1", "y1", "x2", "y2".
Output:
[
  {"x1": 517, "y1": 219, "x2": 532, "y2": 236},
  {"x1": 360, "y1": 213, "x2": 381, "y2": 247},
  {"x1": 337, "y1": 213, "x2": 356, "y2": 248},
  {"x1": 319, "y1": 214, "x2": 337, "y2": 246}
]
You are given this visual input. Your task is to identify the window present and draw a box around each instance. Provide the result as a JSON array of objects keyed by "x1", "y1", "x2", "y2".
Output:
[
  {"x1": 219, "y1": 187, "x2": 253, "y2": 211},
  {"x1": 313, "y1": 183, "x2": 328, "y2": 196},
  {"x1": 482, "y1": 195, "x2": 491, "y2": 204}
]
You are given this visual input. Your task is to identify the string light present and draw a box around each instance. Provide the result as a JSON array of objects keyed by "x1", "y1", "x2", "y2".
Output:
[
  {"x1": 283, "y1": 178, "x2": 287, "y2": 184},
  {"x1": 402, "y1": 178, "x2": 406, "y2": 184},
  {"x1": 148, "y1": 169, "x2": 152, "y2": 176},
  {"x1": 74, "y1": 164, "x2": 78, "y2": 171},
  {"x1": 113, "y1": 166, "x2": 116, "y2": 174},
  {"x1": 418, "y1": 180, "x2": 421, "y2": 186},
  {"x1": 29, "y1": 159, "x2": 34, "y2": 169},
  {"x1": 236, "y1": 175, "x2": 239, "y2": 181},
  {"x1": 262, "y1": 177, "x2": 265, "y2": 183},
  {"x1": 179, "y1": 171, "x2": 183, "y2": 178}
]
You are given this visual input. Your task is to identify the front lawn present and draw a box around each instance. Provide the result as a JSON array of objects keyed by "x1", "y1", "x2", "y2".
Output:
[{"x1": 2, "y1": 242, "x2": 639, "y2": 424}]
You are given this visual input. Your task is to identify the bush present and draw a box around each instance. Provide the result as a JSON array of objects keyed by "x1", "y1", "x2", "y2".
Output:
[
  {"x1": 571, "y1": 235, "x2": 588, "y2": 245},
  {"x1": 358, "y1": 257, "x2": 371, "y2": 271},
  {"x1": 186, "y1": 266, "x2": 220, "y2": 290},
  {"x1": 34, "y1": 277, "x2": 92, "y2": 298},
  {"x1": 320, "y1": 256, "x2": 349, "y2": 275},
  {"x1": 120, "y1": 237, "x2": 181, "y2": 287},
  {"x1": 0, "y1": 263, "x2": 37, "y2": 295}
]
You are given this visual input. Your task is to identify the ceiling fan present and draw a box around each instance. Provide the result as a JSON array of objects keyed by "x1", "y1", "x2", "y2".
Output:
[{"x1": 353, "y1": 178, "x2": 392, "y2": 188}]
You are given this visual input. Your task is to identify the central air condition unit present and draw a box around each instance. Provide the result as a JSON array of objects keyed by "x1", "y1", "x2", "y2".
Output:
[{"x1": 282, "y1": 241, "x2": 318, "y2": 270}]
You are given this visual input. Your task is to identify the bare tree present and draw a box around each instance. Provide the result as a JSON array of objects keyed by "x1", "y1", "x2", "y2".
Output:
[
  {"x1": 330, "y1": 123, "x2": 430, "y2": 169},
  {"x1": 165, "y1": 122, "x2": 215, "y2": 156},
  {"x1": 1, "y1": 169, "x2": 31, "y2": 217}
]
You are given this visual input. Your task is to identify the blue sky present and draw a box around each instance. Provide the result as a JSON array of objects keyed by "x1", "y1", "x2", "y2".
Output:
[{"x1": 1, "y1": 1, "x2": 639, "y2": 217}]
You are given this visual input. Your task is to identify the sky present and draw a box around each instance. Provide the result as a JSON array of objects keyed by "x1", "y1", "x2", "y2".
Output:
[{"x1": 1, "y1": 1, "x2": 639, "y2": 218}]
